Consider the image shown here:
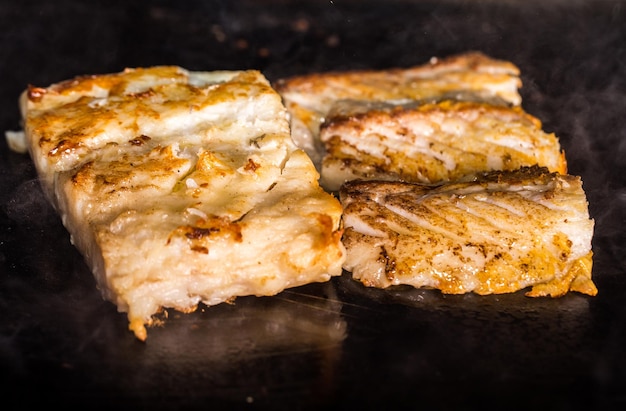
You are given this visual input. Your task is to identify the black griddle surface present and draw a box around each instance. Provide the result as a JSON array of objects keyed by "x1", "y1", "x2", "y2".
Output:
[{"x1": 1, "y1": 1, "x2": 625, "y2": 409}]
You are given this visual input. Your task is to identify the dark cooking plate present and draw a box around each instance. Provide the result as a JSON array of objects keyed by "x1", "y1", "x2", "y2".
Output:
[{"x1": 1, "y1": 1, "x2": 625, "y2": 409}]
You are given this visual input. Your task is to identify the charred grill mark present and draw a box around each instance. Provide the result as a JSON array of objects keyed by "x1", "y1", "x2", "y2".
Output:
[
  {"x1": 185, "y1": 226, "x2": 219, "y2": 239},
  {"x1": 452, "y1": 244, "x2": 464, "y2": 260},
  {"x1": 232, "y1": 211, "x2": 250, "y2": 224},
  {"x1": 378, "y1": 246, "x2": 397, "y2": 281},
  {"x1": 249, "y1": 134, "x2": 266, "y2": 148},
  {"x1": 129, "y1": 134, "x2": 152, "y2": 146},
  {"x1": 38, "y1": 135, "x2": 51, "y2": 147}
]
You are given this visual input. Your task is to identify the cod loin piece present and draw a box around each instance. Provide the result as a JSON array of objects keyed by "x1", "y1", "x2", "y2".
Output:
[
  {"x1": 340, "y1": 166, "x2": 596, "y2": 297},
  {"x1": 275, "y1": 52, "x2": 523, "y2": 168},
  {"x1": 20, "y1": 67, "x2": 346, "y2": 340},
  {"x1": 319, "y1": 100, "x2": 567, "y2": 191}
]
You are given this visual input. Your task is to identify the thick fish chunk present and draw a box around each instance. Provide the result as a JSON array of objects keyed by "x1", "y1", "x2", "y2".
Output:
[
  {"x1": 275, "y1": 52, "x2": 522, "y2": 166},
  {"x1": 340, "y1": 166, "x2": 596, "y2": 297},
  {"x1": 20, "y1": 67, "x2": 346, "y2": 340},
  {"x1": 319, "y1": 100, "x2": 567, "y2": 191}
]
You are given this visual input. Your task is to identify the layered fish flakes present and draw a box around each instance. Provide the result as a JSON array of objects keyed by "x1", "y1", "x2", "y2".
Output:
[
  {"x1": 20, "y1": 67, "x2": 346, "y2": 340},
  {"x1": 340, "y1": 167, "x2": 596, "y2": 297},
  {"x1": 318, "y1": 100, "x2": 567, "y2": 191},
  {"x1": 275, "y1": 52, "x2": 523, "y2": 172},
  {"x1": 277, "y1": 52, "x2": 596, "y2": 297}
]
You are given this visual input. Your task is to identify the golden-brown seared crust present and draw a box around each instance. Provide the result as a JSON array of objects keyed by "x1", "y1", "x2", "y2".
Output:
[
  {"x1": 22, "y1": 68, "x2": 269, "y2": 177},
  {"x1": 340, "y1": 166, "x2": 596, "y2": 297},
  {"x1": 319, "y1": 100, "x2": 567, "y2": 191},
  {"x1": 275, "y1": 52, "x2": 523, "y2": 168}
]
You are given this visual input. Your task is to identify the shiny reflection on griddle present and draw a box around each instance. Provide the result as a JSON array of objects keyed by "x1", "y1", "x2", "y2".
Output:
[
  {"x1": 121, "y1": 281, "x2": 347, "y2": 406},
  {"x1": 335, "y1": 271, "x2": 596, "y2": 390}
]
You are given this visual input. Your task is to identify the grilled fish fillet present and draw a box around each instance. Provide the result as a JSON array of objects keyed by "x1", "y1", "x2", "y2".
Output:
[
  {"x1": 20, "y1": 67, "x2": 346, "y2": 340},
  {"x1": 274, "y1": 52, "x2": 522, "y2": 167},
  {"x1": 340, "y1": 166, "x2": 596, "y2": 297},
  {"x1": 319, "y1": 100, "x2": 567, "y2": 191}
]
